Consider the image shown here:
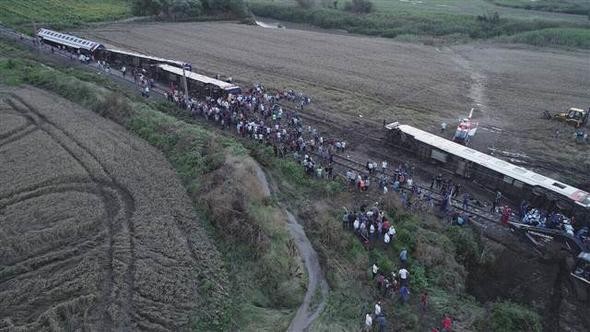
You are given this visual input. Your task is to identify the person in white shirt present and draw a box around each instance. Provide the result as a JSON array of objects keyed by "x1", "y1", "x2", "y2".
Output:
[
  {"x1": 375, "y1": 301, "x2": 382, "y2": 316},
  {"x1": 388, "y1": 226, "x2": 396, "y2": 239},
  {"x1": 372, "y1": 264, "x2": 379, "y2": 279},
  {"x1": 399, "y1": 268, "x2": 409, "y2": 286},
  {"x1": 384, "y1": 233, "x2": 391, "y2": 245},
  {"x1": 364, "y1": 313, "x2": 373, "y2": 331}
]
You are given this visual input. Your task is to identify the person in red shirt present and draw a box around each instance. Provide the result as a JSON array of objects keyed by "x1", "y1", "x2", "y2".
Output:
[
  {"x1": 441, "y1": 314, "x2": 452, "y2": 332},
  {"x1": 420, "y1": 292, "x2": 429, "y2": 313},
  {"x1": 501, "y1": 206, "x2": 511, "y2": 226}
]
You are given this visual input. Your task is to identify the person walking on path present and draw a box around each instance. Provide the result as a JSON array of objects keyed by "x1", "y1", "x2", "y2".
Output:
[
  {"x1": 399, "y1": 267, "x2": 409, "y2": 287},
  {"x1": 400, "y1": 248, "x2": 408, "y2": 266}
]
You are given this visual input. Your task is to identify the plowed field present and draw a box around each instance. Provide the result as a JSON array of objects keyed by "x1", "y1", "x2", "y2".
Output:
[
  {"x1": 0, "y1": 86, "x2": 226, "y2": 331},
  {"x1": 83, "y1": 22, "x2": 590, "y2": 184}
]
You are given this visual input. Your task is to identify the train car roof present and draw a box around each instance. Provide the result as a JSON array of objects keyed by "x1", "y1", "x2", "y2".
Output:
[
  {"x1": 38, "y1": 28, "x2": 103, "y2": 51},
  {"x1": 106, "y1": 48, "x2": 185, "y2": 67},
  {"x1": 389, "y1": 123, "x2": 590, "y2": 208},
  {"x1": 158, "y1": 64, "x2": 240, "y2": 91}
]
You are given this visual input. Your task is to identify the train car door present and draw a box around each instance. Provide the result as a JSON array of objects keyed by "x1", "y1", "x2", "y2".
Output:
[{"x1": 456, "y1": 160, "x2": 466, "y2": 177}]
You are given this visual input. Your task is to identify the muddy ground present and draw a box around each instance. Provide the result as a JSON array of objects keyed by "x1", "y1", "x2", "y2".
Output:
[
  {"x1": 0, "y1": 86, "x2": 227, "y2": 331},
  {"x1": 82, "y1": 21, "x2": 590, "y2": 185}
]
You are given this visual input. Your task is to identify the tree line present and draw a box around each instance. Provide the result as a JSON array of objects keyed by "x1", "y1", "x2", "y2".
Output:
[{"x1": 131, "y1": 0, "x2": 248, "y2": 19}]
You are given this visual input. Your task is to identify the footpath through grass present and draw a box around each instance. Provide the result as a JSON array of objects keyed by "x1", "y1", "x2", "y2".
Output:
[
  {"x1": 0, "y1": 0, "x2": 131, "y2": 32},
  {"x1": 249, "y1": 0, "x2": 590, "y2": 48}
]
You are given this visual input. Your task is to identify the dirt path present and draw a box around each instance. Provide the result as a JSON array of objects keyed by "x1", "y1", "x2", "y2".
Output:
[
  {"x1": 285, "y1": 210, "x2": 329, "y2": 332},
  {"x1": 251, "y1": 161, "x2": 329, "y2": 331}
]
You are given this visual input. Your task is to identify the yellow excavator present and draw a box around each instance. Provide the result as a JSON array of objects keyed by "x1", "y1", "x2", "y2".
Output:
[{"x1": 543, "y1": 107, "x2": 589, "y2": 128}]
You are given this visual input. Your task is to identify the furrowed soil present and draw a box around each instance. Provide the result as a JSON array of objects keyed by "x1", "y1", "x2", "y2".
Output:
[
  {"x1": 0, "y1": 86, "x2": 227, "y2": 331},
  {"x1": 82, "y1": 22, "x2": 590, "y2": 185}
]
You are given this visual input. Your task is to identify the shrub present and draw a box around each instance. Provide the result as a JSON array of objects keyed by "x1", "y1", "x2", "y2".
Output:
[
  {"x1": 344, "y1": 0, "x2": 373, "y2": 13},
  {"x1": 488, "y1": 301, "x2": 542, "y2": 332},
  {"x1": 295, "y1": 0, "x2": 316, "y2": 9}
]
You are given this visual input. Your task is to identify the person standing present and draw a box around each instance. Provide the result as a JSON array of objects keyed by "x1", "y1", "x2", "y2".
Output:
[
  {"x1": 462, "y1": 193, "x2": 470, "y2": 211},
  {"x1": 372, "y1": 263, "x2": 379, "y2": 279},
  {"x1": 441, "y1": 314, "x2": 453, "y2": 332},
  {"x1": 491, "y1": 190, "x2": 502, "y2": 213},
  {"x1": 399, "y1": 267, "x2": 409, "y2": 286},
  {"x1": 400, "y1": 285, "x2": 410, "y2": 304},
  {"x1": 420, "y1": 292, "x2": 429, "y2": 313},
  {"x1": 364, "y1": 313, "x2": 373, "y2": 332},
  {"x1": 400, "y1": 248, "x2": 408, "y2": 266}
]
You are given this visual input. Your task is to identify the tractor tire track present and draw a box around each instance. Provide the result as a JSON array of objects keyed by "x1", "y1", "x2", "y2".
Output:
[{"x1": 1, "y1": 91, "x2": 137, "y2": 330}]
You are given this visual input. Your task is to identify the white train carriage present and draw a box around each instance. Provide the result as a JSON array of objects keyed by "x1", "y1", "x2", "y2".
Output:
[
  {"x1": 37, "y1": 28, "x2": 104, "y2": 55},
  {"x1": 386, "y1": 122, "x2": 590, "y2": 219},
  {"x1": 157, "y1": 64, "x2": 241, "y2": 98}
]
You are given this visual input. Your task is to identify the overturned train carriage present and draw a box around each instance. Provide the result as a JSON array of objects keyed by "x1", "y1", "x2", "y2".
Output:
[
  {"x1": 156, "y1": 64, "x2": 241, "y2": 99},
  {"x1": 386, "y1": 122, "x2": 590, "y2": 222},
  {"x1": 38, "y1": 28, "x2": 104, "y2": 55}
]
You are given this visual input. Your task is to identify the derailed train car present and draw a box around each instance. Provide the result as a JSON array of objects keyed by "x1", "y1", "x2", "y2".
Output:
[
  {"x1": 156, "y1": 64, "x2": 241, "y2": 99},
  {"x1": 37, "y1": 28, "x2": 104, "y2": 55},
  {"x1": 386, "y1": 122, "x2": 590, "y2": 221}
]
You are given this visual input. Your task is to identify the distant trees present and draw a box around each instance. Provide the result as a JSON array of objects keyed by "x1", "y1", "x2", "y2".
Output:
[
  {"x1": 131, "y1": 0, "x2": 248, "y2": 19},
  {"x1": 295, "y1": 0, "x2": 316, "y2": 9},
  {"x1": 343, "y1": 0, "x2": 373, "y2": 13}
]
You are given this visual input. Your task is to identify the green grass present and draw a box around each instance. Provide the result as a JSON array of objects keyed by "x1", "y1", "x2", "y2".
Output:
[
  {"x1": 249, "y1": 0, "x2": 590, "y2": 48},
  {"x1": 482, "y1": 301, "x2": 542, "y2": 332},
  {"x1": 487, "y1": 0, "x2": 590, "y2": 16},
  {"x1": 503, "y1": 27, "x2": 590, "y2": 48},
  {"x1": 0, "y1": 0, "x2": 131, "y2": 32}
]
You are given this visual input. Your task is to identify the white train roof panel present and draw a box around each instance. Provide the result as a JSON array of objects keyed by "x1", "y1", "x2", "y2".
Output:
[
  {"x1": 38, "y1": 28, "x2": 102, "y2": 51},
  {"x1": 158, "y1": 64, "x2": 240, "y2": 91},
  {"x1": 107, "y1": 48, "x2": 185, "y2": 67}
]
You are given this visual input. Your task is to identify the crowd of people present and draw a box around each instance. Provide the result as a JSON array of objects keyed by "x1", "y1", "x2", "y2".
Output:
[
  {"x1": 162, "y1": 83, "x2": 349, "y2": 177},
  {"x1": 519, "y1": 200, "x2": 589, "y2": 244}
]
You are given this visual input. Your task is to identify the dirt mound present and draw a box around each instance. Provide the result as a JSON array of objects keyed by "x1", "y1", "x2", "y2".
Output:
[{"x1": 0, "y1": 86, "x2": 227, "y2": 331}]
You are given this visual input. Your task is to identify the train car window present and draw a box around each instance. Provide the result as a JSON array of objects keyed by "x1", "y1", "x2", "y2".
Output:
[
  {"x1": 552, "y1": 182, "x2": 567, "y2": 189},
  {"x1": 513, "y1": 180, "x2": 523, "y2": 188},
  {"x1": 503, "y1": 175, "x2": 513, "y2": 184}
]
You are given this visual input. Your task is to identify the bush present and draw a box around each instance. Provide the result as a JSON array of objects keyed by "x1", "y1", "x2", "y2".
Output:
[
  {"x1": 132, "y1": 0, "x2": 247, "y2": 18},
  {"x1": 488, "y1": 301, "x2": 542, "y2": 332},
  {"x1": 344, "y1": 0, "x2": 373, "y2": 13},
  {"x1": 295, "y1": 0, "x2": 316, "y2": 9}
]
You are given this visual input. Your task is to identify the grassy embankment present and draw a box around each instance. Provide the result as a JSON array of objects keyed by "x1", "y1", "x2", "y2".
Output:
[
  {"x1": 0, "y1": 0, "x2": 131, "y2": 32},
  {"x1": 248, "y1": 0, "x2": 590, "y2": 48},
  {"x1": 0, "y1": 39, "x2": 543, "y2": 331}
]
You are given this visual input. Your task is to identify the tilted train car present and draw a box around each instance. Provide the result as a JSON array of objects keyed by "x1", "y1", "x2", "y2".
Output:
[
  {"x1": 95, "y1": 48, "x2": 185, "y2": 77},
  {"x1": 37, "y1": 28, "x2": 104, "y2": 55},
  {"x1": 386, "y1": 122, "x2": 590, "y2": 221},
  {"x1": 156, "y1": 64, "x2": 241, "y2": 98}
]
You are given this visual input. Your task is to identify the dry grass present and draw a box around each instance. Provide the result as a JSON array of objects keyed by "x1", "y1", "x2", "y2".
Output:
[{"x1": 0, "y1": 86, "x2": 228, "y2": 330}]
